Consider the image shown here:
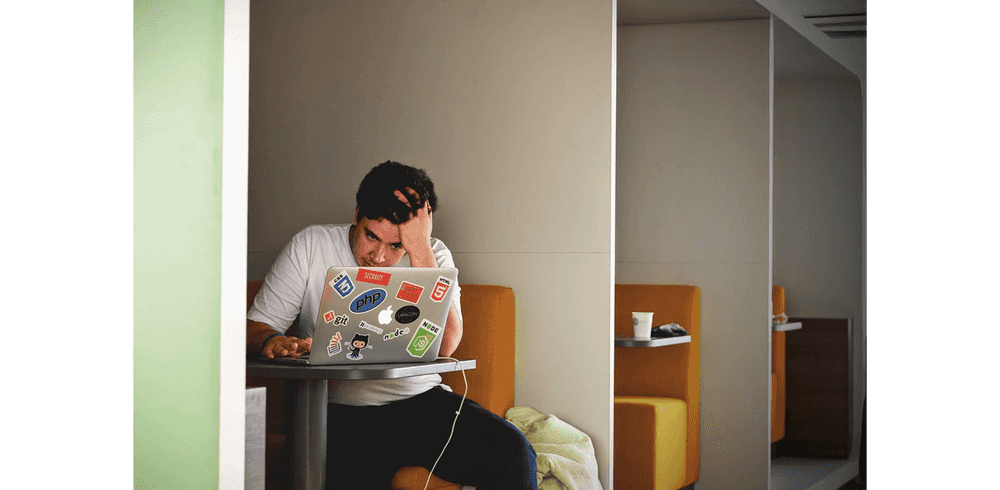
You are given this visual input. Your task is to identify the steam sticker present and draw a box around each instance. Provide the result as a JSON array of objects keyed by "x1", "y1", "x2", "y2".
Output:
[
  {"x1": 406, "y1": 319, "x2": 441, "y2": 358},
  {"x1": 327, "y1": 332, "x2": 343, "y2": 357},
  {"x1": 383, "y1": 327, "x2": 410, "y2": 341},
  {"x1": 356, "y1": 268, "x2": 391, "y2": 286},
  {"x1": 429, "y1": 276, "x2": 452, "y2": 302},
  {"x1": 359, "y1": 320, "x2": 384, "y2": 335},
  {"x1": 344, "y1": 332, "x2": 373, "y2": 360},
  {"x1": 323, "y1": 310, "x2": 337, "y2": 323},
  {"x1": 395, "y1": 281, "x2": 424, "y2": 304},
  {"x1": 330, "y1": 270, "x2": 355, "y2": 298},
  {"x1": 394, "y1": 305, "x2": 420, "y2": 324},
  {"x1": 350, "y1": 288, "x2": 387, "y2": 313}
]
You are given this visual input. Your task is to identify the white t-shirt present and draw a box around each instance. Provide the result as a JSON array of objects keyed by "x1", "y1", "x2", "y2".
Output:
[{"x1": 248, "y1": 223, "x2": 462, "y2": 405}]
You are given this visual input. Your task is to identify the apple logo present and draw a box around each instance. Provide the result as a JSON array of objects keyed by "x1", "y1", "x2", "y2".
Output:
[{"x1": 378, "y1": 305, "x2": 394, "y2": 325}]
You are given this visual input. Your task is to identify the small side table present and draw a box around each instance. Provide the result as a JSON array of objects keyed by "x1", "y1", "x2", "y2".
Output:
[{"x1": 614, "y1": 336, "x2": 692, "y2": 348}]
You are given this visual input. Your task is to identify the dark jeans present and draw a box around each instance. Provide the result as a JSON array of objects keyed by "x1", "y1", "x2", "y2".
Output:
[{"x1": 325, "y1": 386, "x2": 537, "y2": 490}]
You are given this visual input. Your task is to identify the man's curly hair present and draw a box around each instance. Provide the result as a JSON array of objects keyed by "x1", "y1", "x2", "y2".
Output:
[{"x1": 355, "y1": 161, "x2": 438, "y2": 225}]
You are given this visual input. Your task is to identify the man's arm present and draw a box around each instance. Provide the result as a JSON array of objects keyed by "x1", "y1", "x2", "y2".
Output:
[{"x1": 247, "y1": 319, "x2": 312, "y2": 358}]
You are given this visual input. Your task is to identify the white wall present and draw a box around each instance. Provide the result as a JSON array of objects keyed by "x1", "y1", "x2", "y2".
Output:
[
  {"x1": 617, "y1": 20, "x2": 772, "y2": 490},
  {"x1": 247, "y1": 0, "x2": 614, "y2": 486}
]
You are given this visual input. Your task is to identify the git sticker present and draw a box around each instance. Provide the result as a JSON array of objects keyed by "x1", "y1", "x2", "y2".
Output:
[
  {"x1": 332, "y1": 314, "x2": 350, "y2": 326},
  {"x1": 395, "y1": 281, "x2": 424, "y2": 304},
  {"x1": 327, "y1": 332, "x2": 343, "y2": 357},
  {"x1": 356, "y1": 268, "x2": 391, "y2": 286},
  {"x1": 429, "y1": 276, "x2": 452, "y2": 302},
  {"x1": 323, "y1": 310, "x2": 337, "y2": 323},
  {"x1": 406, "y1": 319, "x2": 441, "y2": 358},
  {"x1": 330, "y1": 270, "x2": 355, "y2": 298}
]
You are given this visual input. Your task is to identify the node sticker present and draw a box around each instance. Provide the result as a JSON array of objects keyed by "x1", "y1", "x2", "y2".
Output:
[
  {"x1": 406, "y1": 319, "x2": 441, "y2": 358},
  {"x1": 330, "y1": 270, "x2": 355, "y2": 298},
  {"x1": 350, "y1": 288, "x2": 386, "y2": 313},
  {"x1": 356, "y1": 268, "x2": 391, "y2": 286},
  {"x1": 394, "y1": 305, "x2": 420, "y2": 324},
  {"x1": 345, "y1": 333, "x2": 372, "y2": 360},
  {"x1": 383, "y1": 327, "x2": 410, "y2": 341},
  {"x1": 395, "y1": 281, "x2": 424, "y2": 304},
  {"x1": 429, "y1": 276, "x2": 452, "y2": 303},
  {"x1": 359, "y1": 320, "x2": 384, "y2": 335},
  {"x1": 326, "y1": 332, "x2": 343, "y2": 357}
]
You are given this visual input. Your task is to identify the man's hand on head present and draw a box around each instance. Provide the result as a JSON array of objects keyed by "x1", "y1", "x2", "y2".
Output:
[{"x1": 394, "y1": 189, "x2": 437, "y2": 267}]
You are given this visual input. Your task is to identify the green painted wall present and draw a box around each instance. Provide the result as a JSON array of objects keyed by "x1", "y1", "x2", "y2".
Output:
[{"x1": 134, "y1": 1, "x2": 224, "y2": 488}]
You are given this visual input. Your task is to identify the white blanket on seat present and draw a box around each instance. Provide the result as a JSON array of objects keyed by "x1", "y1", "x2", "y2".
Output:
[{"x1": 505, "y1": 406, "x2": 603, "y2": 490}]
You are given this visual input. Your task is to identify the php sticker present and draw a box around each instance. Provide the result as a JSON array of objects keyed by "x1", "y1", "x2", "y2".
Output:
[
  {"x1": 323, "y1": 310, "x2": 337, "y2": 323},
  {"x1": 356, "y1": 268, "x2": 391, "y2": 286},
  {"x1": 359, "y1": 320, "x2": 384, "y2": 335},
  {"x1": 330, "y1": 270, "x2": 355, "y2": 298},
  {"x1": 429, "y1": 276, "x2": 452, "y2": 302},
  {"x1": 383, "y1": 327, "x2": 410, "y2": 341},
  {"x1": 394, "y1": 305, "x2": 420, "y2": 324},
  {"x1": 350, "y1": 288, "x2": 386, "y2": 313},
  {"x1": 406, "y1": 319, "x2": 441, "y2": 358},
  {"x1": 395, "y1": 281, "x2": 424, "y2": 304},
  {"x1": 327, "y1": 332, "x2": 343, "y2": 356}
]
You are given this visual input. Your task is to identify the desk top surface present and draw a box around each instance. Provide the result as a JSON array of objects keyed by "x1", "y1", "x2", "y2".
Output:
[
  {"x1": 614, "y1": 336, "x2": 691, "y2": 348},
  {"x1": 246, "y1": 358, "x2": 476, "y2": 380}
]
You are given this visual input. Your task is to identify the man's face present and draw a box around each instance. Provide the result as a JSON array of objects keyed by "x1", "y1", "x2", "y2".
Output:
[{"x1": 352, "y1": 215, "x2": 406, "y2": 267}]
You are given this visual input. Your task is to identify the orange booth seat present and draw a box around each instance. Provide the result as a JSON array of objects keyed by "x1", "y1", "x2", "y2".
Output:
[
  {"x1": 247, "y1": 282, "x2": 517, "y2": 490},
  {"x1": 771, "y1": 285, "x2": 786, "y2": 444},
  {"x1": 614, "y1": 285, "x2": 701, "y2": 490}
]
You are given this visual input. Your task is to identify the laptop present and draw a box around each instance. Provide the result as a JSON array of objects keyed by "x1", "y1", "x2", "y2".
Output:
[{"x1": 264, "y1": 266, "x2": 458, "y2": 365}]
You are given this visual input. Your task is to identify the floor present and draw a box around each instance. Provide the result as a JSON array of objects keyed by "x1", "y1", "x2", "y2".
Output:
[{"x1": 770, "y1": 457, "x2": 860, "y2": 490}]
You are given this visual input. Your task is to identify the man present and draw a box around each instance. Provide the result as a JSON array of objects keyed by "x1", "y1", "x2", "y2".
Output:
[{"x1": 247, "y1": 161, "x2": 537, "y2": 490}]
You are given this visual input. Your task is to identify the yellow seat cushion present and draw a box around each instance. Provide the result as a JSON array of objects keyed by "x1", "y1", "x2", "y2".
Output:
[{"x1": 614, "y1": 396, "x2": 687, "y2": 490}]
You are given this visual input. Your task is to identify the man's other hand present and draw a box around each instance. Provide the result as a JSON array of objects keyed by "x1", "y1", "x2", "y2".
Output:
[{"x1": 262, "y1": 335, "x2": 313, "y2": 358}]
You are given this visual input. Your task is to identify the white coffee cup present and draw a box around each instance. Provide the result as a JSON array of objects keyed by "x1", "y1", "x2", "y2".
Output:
[{"x1": 632, "y1": 312, "x2": 654, "y2": 339}]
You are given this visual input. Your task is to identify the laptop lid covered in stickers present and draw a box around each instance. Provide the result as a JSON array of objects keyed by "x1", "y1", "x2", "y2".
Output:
[{"x1": 302, "y1": 266, "x2": 458, "y2": 365}]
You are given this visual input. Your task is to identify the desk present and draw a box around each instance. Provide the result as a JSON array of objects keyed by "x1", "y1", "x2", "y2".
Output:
[
  {"x1": 772, "y1": 321, "x2": 803, "y2": 332},
  {"x1": 247, "y1": 359, "x2": 476, "y2": 490},
  {"x1": 614, "y1": 335, "x2": 691, "y2": 348}
]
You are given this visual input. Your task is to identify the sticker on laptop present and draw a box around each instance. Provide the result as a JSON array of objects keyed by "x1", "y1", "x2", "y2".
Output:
[
  {"x1": 356, "y1": 268, "x2": 391, "y2": 286},
  {"x1": 350, "y1": 288, "x2": 386, "y2": 313},
  {"x1": 377, "y1": 305, "x2": 394, "y2": 325},
  {"x1": 345, "y1": 333, "x2": 372, "y2": 360},
  {"x1": 383, "y1": 327, "x2": 410, "y2": 341},
  {"x1": 332, "y1": 314, "x2": 350, "y2": 326},
  {"x1": 395, "y1": 281, "x2": 424, "y2": 304},
  {"x1": 394, "y1": 305, "x2": 420, "y2": 324},
  {"x1": 429, "y1": 276, "x2": 452, "y2": 303},
  {"x1": 359, "y1": 320, "x2": 384, "y2": 335},
  {"x1": 406, "y1": 319, "x2": 441, "y2": 358},
  {"x1": 323, "y1": 310, "x2": 337, "y2": 323},
  {"x1": 327, "y1": 332, "x2": 343, "y2": 357},
  {"x1": 330, "y1": 270, "x2": 355, "y2": 298}
]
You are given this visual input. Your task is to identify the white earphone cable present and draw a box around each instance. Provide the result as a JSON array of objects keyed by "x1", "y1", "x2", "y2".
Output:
[{"x1": 424, "y1": 357, "x2": 468, "y2": 490}]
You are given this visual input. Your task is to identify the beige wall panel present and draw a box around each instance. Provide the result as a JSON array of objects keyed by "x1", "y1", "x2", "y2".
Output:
[
  {"x1": 248, "y1": 0, "x2": 612, "y2": 256},
  {"x1": 455, "y1": 251, "x2": 612, "y2": 489},
  {"x1": 616, "y1": 20, "x2": 771, "y2": 490}
]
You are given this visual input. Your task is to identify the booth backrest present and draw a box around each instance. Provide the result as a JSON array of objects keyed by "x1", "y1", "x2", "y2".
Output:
[
  {"x1": 771, "y1": 285, "x2": 787, "y2": 443},
  {"x1": 615, "y1": 284, "x2": 701, "y2": 485}
]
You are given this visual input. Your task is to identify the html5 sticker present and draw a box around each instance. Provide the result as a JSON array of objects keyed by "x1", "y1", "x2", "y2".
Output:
[
  {"x1": 395, "y1": 281, "x2": 424, "y2": 304},
  {"x1": 429, "y1": 276, "x2": 453, "y2": 303},
  {"x1": 356, "y1": 268, "x2": 391, "y2": 286}
]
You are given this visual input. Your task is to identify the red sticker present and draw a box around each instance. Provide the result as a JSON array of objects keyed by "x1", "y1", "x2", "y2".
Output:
[
  {"x1": 323, "y1": 310, "x2": 336, "y2": 323},
  {"x1": 356, "y1": 268, "x2": 391, "y2": 286},
  {"x1": 430, "y1": 276, "x2": 452, "y2": 302},
  {"x1": 395, "y1": 281, "x2": 424, "y2": 304}
]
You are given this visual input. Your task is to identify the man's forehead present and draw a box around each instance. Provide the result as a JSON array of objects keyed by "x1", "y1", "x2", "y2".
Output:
[{"x1": 362, "y1": 218, "x2": 401, "y2": 241}]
